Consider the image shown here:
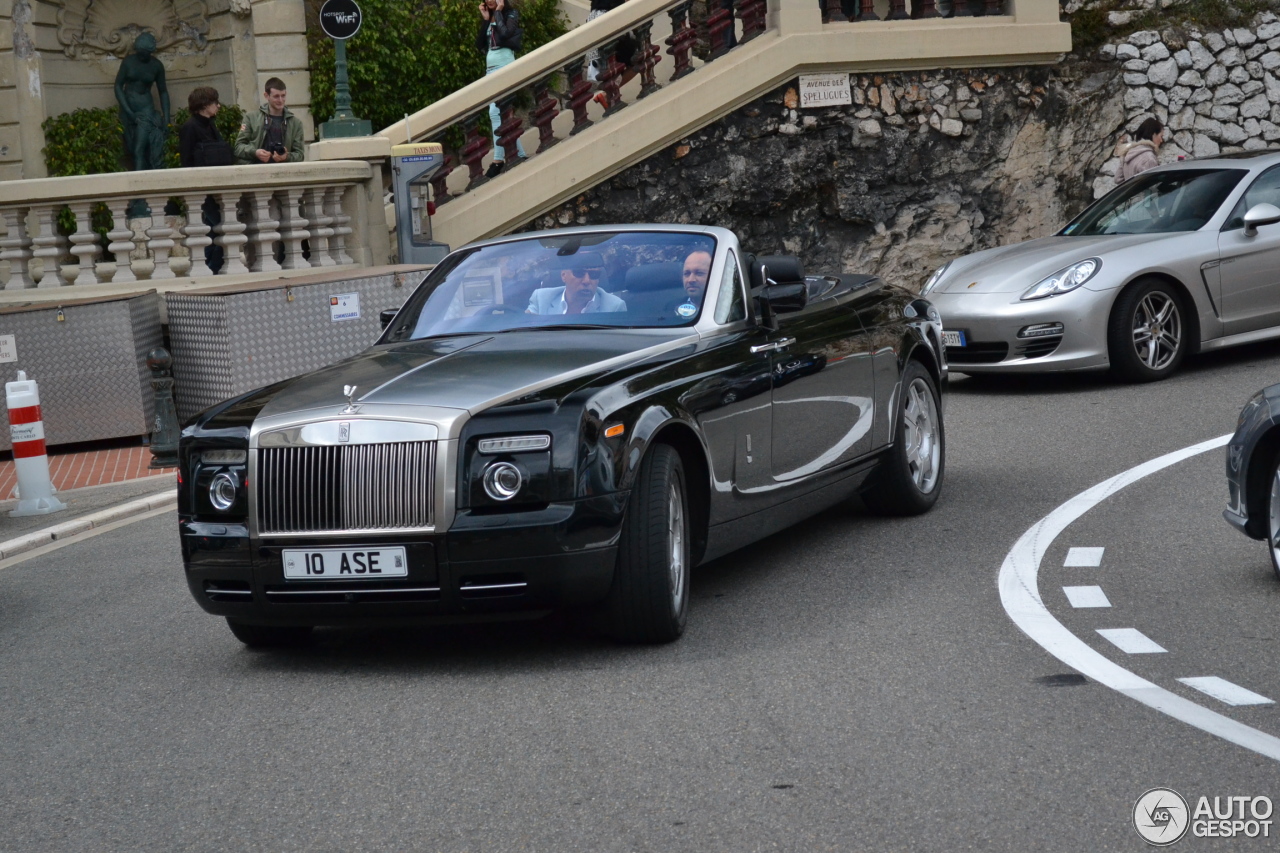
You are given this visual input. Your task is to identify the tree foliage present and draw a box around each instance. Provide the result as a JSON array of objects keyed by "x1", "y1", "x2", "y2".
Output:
[{"x1": 307, "y1": 0, "x2": 569, "y2": 134}]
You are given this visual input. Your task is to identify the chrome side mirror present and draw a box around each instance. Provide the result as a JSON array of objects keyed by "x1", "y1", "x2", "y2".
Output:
[{"x1": 1243, "y1": 203, "x2": 1280, "y2": 237}]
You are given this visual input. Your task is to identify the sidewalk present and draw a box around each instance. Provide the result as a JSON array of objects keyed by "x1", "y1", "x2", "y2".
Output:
[{"x1": 0, "y1": 440, "x2": 178, "y2": 550}]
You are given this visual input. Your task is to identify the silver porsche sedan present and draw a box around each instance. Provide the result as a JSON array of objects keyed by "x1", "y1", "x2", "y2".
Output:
[{"x1": 924, "y1": 150, "x2": 1280, "y2": 381}]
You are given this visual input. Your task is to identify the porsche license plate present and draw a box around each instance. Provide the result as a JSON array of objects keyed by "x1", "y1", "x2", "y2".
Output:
[
  {"x1": 941, "y1": 330, "x2": 967, "y2": 347},
  {"x1": 282, "y1": 547, "x2": 408, "y2": 581}
]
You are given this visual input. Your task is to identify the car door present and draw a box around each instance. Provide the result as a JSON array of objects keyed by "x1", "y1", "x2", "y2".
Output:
[
  {"x1": 768, "y1": 280, "x2": 876, "y2": 486},
  {"x1": 686, "y1": 250, "x2": 776, "y2": 523},
  {"x1": 1220, "y1": 165, "x2": 1280, "y2": 335}
]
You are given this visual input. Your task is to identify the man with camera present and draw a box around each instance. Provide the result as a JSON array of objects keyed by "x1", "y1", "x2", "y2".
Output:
[{"x1": 234, "y1": 77, "x2": 305, "y2": 165}]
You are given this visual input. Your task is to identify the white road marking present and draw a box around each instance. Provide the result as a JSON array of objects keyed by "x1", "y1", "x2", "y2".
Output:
[
  {"x1": 1064, "y1": 547, "x2": 1105, "y2": 567},
  {"x1": 1097, "y1": 628, "x2": 1167, "y2": 654},
  {"x1": 1063, "y1": 586, "x2": 1111, "y2": 608},
  {"x1": 999, "y1": 433, "x2": 1280, "y2": 762},
  {"x1": 1178, "y1": 677, "x2": 1274, "y2": 707}
]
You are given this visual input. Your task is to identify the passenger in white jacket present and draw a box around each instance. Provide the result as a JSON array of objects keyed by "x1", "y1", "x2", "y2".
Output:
[{"x1": 1115, "y1": 117, "x2": 1164, "y2": 184}]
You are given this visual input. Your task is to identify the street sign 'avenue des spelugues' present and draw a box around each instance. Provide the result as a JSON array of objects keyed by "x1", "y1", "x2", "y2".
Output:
[
  {"x1": 320, "y1": 0, "x2": 362, "y2": 40},
  {"x1": 798, "y1": 73, "x2": 852, "y2": 108}
]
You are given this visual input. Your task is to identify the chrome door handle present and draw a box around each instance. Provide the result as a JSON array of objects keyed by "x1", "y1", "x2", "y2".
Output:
[{"x1": 751, "y1": 337, "x2": 796, "y2": 354}]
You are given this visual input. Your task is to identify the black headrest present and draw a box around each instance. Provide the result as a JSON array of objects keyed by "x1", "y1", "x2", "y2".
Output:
[
  {"x1": 624, "y1": 262, "x2": 682, "y2": 293},
  {"x1": 750, "y1": 254, "x2": 804, "y2": 289}
]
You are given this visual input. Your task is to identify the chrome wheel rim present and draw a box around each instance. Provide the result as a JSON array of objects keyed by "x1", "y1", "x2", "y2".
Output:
[
  {"x1": 1269, "y1": 468, "x2": 1280, "y2": 568},
  {"x1": 1131, "y1": 291, "x2": 1182, "y2": 371},
  {"x1": 903, "y1": 377, "x2": 940, "y2": 494},
  {"x1": 668, "y1": 482, "x2": 686, "y2": 615}
]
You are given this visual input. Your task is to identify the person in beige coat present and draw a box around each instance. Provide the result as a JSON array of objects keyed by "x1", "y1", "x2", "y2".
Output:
[{"x1": 1115, "y1": 117, "x2": 1164, "y2": 184}]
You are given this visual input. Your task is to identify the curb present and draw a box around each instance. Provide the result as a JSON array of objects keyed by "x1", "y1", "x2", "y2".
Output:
[{"x1": 0, "y1": 490, "x2": 177, "y2": 560}]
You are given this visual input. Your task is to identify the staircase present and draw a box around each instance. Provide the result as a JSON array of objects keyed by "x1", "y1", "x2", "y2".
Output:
[{"x1": 310, "y1": 0, "x2": 1071, "y2": 251}]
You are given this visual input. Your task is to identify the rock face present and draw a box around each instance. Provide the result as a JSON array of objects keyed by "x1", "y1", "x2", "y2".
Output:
[{"x1": 527, "y1": 12, "x2": 1280, "y2": 291}]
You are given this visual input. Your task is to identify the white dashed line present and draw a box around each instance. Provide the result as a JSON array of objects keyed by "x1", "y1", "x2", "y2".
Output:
[
  {"x1": 1064, "y1": 547, "x2": 1105, "y2": 567},
  {"x1": 998, "y1": 433, "x2": 1280, "y2": 762},
  {"x1": 1097, "y1": 628, "x2": 1167, "y2": 654},
  {"x1": 1178, "y1": 677, "x2": 1274, "y2": 707},
  {"x1": 1063, "y1": 586, "x2": 1111, "y2": 608}
]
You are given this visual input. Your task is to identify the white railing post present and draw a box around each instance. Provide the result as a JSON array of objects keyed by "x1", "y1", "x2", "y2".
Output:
[
  {"x1": 302, "y1": 188, "x2": 336, "y2": 267},
  {"x1": 67, "y1": 201, "x2": 103, "y2": 285},
  {"x1": 327, "y1": 186, "x2": 354, "y2": 265},
  {"x1": 105, "y1": 200, "x2": 140, "y2": 284},
  {"x1": 245, "y1": 190, "x2": 283, "y2": 273},
  {"x1": 181, "y1": 194, "x2": 215, "y2": 277},
  {"x1": 31, "y1": 206, "x2": 69, "y2": 288},
  {"x1": 214, "y1": 192, "x2": 250, "y2": 275},
  {"x1": 0, "y1": 207, "x2": 36, "y2": 289},
  {"x1": 145, "y1": 198, "x2": 177, "y2": 280},
  {"x1": 277, "y1": 187, "x2": 310, "y2": 269}
]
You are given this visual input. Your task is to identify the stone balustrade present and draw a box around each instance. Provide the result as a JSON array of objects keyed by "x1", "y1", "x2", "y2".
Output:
[
  {"x1": 0, "y1": 162, "x2": 374, "y2": 289},
  {"x1": 820, "y1": 0, "x2": 1006, "y2": 22}
]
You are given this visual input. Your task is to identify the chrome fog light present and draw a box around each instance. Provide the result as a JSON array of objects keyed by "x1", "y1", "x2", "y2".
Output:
[
  {"x1": 482, "y1": 461, "x2": 523, "y2": 501},
  {"x1": 209, "y1": 471, "x2": 239, "y2": 512},
  {"x1": 1018, "y1": 323, "x2": 1064, "y2": 338}
]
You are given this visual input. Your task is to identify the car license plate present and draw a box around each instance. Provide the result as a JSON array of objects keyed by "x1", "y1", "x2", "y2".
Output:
[
  {"x1": 282, "y1": 547, "x2": 408, "y2": 581},
  {"x1": 941, "y1": 330, "x2": 967, "y2": 347}
]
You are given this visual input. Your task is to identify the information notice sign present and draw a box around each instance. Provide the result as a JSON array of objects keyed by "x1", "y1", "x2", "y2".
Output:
[{"x1": 798, "y1": 73, "x2": 852, "y2": 108}]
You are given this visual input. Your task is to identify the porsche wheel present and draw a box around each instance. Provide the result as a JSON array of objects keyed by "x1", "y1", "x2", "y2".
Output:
[
  {"x1": 1266, "y1": 456, "x2": 1280, "y2": 582},
  {"x1": 1108, "y1": 278, "x2": 1188, "y2": 383},
  {"x1": 226, "y1": 619, "x2": 313, "y2": 648},
  {"x1": 604, "y1": 444, "x2": 690, "y2": 643},
  {"x1": 862, "y1": 360, "x2": 944, "y2": 516}
]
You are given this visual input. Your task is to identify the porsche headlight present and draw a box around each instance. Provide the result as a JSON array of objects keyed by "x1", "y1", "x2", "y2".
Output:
[
  {"x1": 1021, "y1": 258, "x2": 1102, "y2": 301},
  {"x1": 921, "y1": 261, "x2": 952, "y2": 296}
]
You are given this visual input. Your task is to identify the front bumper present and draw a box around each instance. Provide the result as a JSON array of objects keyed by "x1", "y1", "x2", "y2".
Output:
[
  {"x1": 930, "y1": 287, "x2": 1112, "y2": 374},
  {"x1": 180, "y1": 493, "x2": 628, "y2": 626}
]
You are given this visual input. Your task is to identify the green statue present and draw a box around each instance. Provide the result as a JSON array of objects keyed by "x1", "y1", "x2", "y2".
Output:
[{"x1": 114, "y1": 33, "x2": 170, "y2": 171}]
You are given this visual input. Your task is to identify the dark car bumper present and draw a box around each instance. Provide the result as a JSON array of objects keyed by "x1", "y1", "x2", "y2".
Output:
[
  {"x1": 181, "y1": 493, "x2": 628, "y2": 626},
  {"x1": 1224, "y1": 389, "x2": 1280, "y2": 541}
]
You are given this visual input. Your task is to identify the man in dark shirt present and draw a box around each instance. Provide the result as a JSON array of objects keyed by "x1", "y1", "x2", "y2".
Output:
[{"x1": 234, "y1": 77, "x2": 305, "y2": 164}]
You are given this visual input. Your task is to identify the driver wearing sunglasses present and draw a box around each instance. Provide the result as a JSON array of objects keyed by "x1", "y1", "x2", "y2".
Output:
[{"x1": 527, "y1": 252, "x2": 627, "y2": 315}]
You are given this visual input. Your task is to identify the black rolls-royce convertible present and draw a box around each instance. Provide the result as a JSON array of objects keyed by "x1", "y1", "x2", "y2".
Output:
[{"x1": 178, "y1": 226, "x2": 948, "y2": 646}]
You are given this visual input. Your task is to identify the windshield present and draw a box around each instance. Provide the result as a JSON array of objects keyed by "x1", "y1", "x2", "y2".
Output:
[
  {"x1": 1061, "y1": 169, "x2": 1246, "y2": 236},
  {"x1": 383, "y1": 231, "x2": 719, "y2": 342}
]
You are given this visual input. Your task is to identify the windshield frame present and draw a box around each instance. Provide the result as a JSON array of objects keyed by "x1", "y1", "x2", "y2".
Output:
[
  {"x1": 1058, "y1": 167, "x2": 1248, "y2": 237},
  {"x1": 379, "y1": 226, "x2": 744, "y2": 344}
]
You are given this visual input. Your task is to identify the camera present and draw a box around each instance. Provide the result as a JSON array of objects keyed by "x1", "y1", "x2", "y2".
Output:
[{"x1": 268, "y1": 142, "x2": 287, "y2": 157}]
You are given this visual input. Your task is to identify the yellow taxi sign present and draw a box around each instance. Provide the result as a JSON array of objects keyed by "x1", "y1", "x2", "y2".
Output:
[{"x1": 391, "y1": 142, "x2": 443, "y2": 158}]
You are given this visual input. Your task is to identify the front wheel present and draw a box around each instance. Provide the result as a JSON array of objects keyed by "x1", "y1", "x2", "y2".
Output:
[
  {"x1": 862, "y1": 360, "x2": 944, "y2": 516},
  {"x1": 226, "y1": 619, "x2": 313, "y2": 648},
  {"x1": 1107, "y1": 278, "x2": 1189, "y2": 382},
  {"x1": 602, "y1": 444, "x2": 690, "y2": 643}
]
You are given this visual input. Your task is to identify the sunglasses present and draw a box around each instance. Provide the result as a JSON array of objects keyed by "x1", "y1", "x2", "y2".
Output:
[{"x1": 571, "y1": 268, "x2": 603, "y2": 279}]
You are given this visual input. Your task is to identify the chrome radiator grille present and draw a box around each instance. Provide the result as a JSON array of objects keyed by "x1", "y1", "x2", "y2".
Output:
[{"x1": 257, "y1": 442, "x2": 435, "y2": 534}]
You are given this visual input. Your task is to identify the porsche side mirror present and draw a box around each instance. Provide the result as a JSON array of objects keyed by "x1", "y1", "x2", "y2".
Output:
[
  {"x1": 379, "y1": 308, "x2": 399, "y2": 330},
  {"x1": 1244, "y1": 203, "x2": 1280, "y2": 237}
]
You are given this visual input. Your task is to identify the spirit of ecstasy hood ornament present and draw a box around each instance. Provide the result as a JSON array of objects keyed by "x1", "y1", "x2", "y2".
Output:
[{"x1": 342, "y1": 384, "x2": 359, "y2": 414}]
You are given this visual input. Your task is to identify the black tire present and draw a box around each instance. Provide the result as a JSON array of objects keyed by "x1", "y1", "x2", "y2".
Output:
[
  {"x1": 862, "y1": 360, "x2": 944, "y2": 516},
  {"x1": 226, "y1": 618, "x2": 313, "y2": 648},
  {"x1": 603, "y1": 444, "x2": 690, "y2": 643},
  {"x1": 1107, "y1": 278, "x2": 1189, "y2": 383},
  {"x1": 1265, "y1": 452, "x2": 1280, "y2": 582}
]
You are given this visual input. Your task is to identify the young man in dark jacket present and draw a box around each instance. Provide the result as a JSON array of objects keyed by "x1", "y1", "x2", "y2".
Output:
[
  {"x1": 178, "y1": 86, "x2": 228, "y2": 272},
  {"x1": 477, "y1": 0, "x2": 526, "y2": 177}
]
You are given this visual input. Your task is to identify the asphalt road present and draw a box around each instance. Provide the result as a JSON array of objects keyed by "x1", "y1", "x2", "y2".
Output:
[{"x1": 5, "y1": 342, "x2": 1280, "y2": 851}]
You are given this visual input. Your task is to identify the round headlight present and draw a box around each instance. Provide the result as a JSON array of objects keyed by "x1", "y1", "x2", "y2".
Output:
[
  {"x1": 482, "y1": 461, "x2": 523, "y2": 501},
  {"x1": 1021, "y1": 258, "x2": 1102, "y2": 301},
  {"x1": 209, "y1": 471, "x2": 239, "y2": 512}
]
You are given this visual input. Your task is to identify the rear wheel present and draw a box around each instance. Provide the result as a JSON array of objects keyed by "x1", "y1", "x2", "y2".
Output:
[
  {"x1": 1266, "y1": 456, "x2": 1280, "y2": 581},
  {"x1": 603, "y1": 444, "x2": 690, "y2": 643},
  {"x1": 862, "y1": 360, "x2": 944, "y2": 516},
  {"x1": 1107, "y1": 278, "x2": 1189, "y2": 382},
  {"x1": 226, "y1": 618, "x2": 313, "y2": 648}
]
